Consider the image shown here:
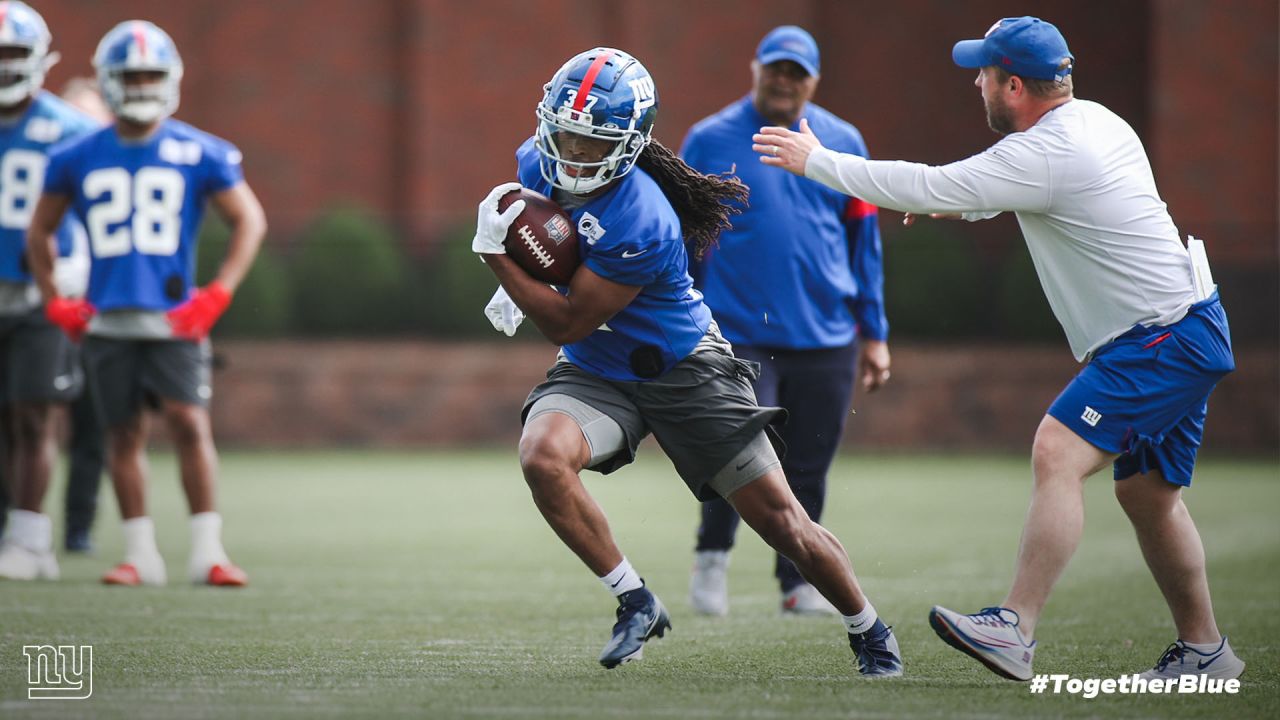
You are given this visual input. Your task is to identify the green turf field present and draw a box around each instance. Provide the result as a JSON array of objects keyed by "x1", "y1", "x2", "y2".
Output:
[{"x1": 1, "y1": 450, "x2": 1276, "y2": 719}]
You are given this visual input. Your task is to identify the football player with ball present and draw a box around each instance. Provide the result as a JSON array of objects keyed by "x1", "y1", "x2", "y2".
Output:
[{"x1": 472, "y1": 47, "x2": 903, "y2": 675}]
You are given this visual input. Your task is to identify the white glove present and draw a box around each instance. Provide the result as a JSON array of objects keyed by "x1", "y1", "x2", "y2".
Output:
[
  {"x1": 472, "y1": 182, "x2": 526, "y2": 255},
  {"x1": 484, "y1": 286, "x2": 524, "y2": 337}
]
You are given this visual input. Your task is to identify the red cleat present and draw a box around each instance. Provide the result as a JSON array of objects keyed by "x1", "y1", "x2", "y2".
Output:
[
  {"x1": 206, "y1": 563, "x2": 248, "y2": 587},
  {"x1": 102, "y1": 563, "x2": 141, "y2": 586}
]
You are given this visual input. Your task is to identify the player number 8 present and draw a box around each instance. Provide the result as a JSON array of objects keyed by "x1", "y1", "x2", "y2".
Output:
[
  {"x1": 83, "y1": 167, "x2": 186, "y2": 258},
  {"x1": 0, "y1": 149, "x2": 47, "y2": 230}
]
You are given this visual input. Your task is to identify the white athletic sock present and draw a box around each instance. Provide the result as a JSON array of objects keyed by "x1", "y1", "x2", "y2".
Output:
[
  {"x1": 189, "y1": 512, "x2": 230, "y2": 567},
  {"x1": 599, "y1": 556, "x2": 643, "y2": 597},
  {"x1": 122, "y1": 516, "x2": 160, "y2": 563},
  {"x1": 1183, "y1": 637, "x2": 1227, "y2": 653},
  {"x1": 6, "y1": 510, "x2": 52, "y2": 552},
  {"x1": 843, "y1": 602, "x2": 879, "y2": 635}
]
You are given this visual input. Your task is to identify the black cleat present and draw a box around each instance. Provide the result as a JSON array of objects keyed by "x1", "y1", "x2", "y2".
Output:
[
  {"x1": 849, "y1": 619, "x2": 904, "y2": 677},
  {"x1": 599, "y1": 585, "x2": 671, "y2": 669}
]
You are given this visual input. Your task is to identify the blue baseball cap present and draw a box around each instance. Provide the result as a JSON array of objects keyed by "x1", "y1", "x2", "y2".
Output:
[
  {"x1": 952, "y1": 16, "x2": 1074, "y2": 82},
  {"x1": 756, "y1": 25, "x2": 819, "y2": 77}
]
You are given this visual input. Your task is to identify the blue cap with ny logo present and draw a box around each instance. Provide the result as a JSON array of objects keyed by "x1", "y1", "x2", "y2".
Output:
[
  {"x1": 756, "y1": 25, "x2": 820, "y2": 77},
  {"x1": 952, "y1": 16, "x2": 1074, "y2": 82}
]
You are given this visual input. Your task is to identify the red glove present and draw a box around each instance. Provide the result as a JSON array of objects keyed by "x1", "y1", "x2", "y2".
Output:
[
  {"x1": 167, "y1": 282, "x2": 232, "y2": 340},
  {"x1": 45, "y1": 297, "x2": 96, "y2": 342}
]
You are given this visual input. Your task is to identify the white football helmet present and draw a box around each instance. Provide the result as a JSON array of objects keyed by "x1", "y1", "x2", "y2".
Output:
[
  {"x1": 535, "y1": 47, "x2": 657, "y2": 195},
  {"x1": 0, "y1": 1, "x2": 57, "y2": 108},
  {"x1": 93, "y1": 20, "x2": 184, "y2": 124}
]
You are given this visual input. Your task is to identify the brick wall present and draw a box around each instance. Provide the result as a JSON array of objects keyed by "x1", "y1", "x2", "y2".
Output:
[
  {"x1": 1150, "y1": 0, "x2": 1278, "y2": 261},
  {"x1": 36, "y1": 2, "x2": 1277, "y2": 260}
]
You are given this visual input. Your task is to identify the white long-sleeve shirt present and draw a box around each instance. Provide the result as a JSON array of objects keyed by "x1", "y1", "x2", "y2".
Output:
[{"x1": 804, "y1": 98, "x2": 1198, "y2": 361}]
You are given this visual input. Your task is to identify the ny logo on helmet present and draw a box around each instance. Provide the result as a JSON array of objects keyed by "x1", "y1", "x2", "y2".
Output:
[{"x1": 628, "y1": 76, "x2": 655, "y2": 113}]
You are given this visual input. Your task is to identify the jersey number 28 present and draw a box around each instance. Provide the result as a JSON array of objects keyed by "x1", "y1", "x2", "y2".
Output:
[{"x1": 83, "y1": 167, "x2": 185, "y2": 258}]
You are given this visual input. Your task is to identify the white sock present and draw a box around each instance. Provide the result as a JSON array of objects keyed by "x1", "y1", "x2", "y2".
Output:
[
  {"x1": 1184, "y1": 637, "x2": 1227, "y2": 653},
  {"x1": 599, "y1": 556, "x2": 643, "y2": 597},
  {"x1": 189, "y1": 512, "x2": 230, "y2": 567},
  {"x1": 122, "y1": 516, "x2": 161, "y2": 563},
  {"x1": 6, "y1": 510, "x2": 52, "y2": 553},
  {"x1": 843, "y1": 602, "x2": 878, "y2": 635}
]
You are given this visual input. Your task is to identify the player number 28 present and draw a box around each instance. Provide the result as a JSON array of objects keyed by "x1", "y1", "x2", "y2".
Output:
[{"x1": 83, "y1": 166, "x2": 186, "y2": 258}]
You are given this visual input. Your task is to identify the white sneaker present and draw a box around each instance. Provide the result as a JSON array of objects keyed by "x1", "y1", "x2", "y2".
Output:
[
  {"x1": 1138, "y1": 637, "x2": 1245, "y2": 680},
  {"x1": 0, "y1": 541, "x2": 60, "y2": 581},
  {"x1": 689, "y1": 550, "x2": 729, "y2": 616},
  {"x1": 929, "y1": 605, "x2": 1035, "y2": 681},
  {"x1": 781, "y1": 583, "x2": 838, "y2": 616}
]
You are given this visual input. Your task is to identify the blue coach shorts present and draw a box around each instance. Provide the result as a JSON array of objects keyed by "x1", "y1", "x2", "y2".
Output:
[{"x1": 1047, "y1": 292, "x2": 1233, "y2": 486}]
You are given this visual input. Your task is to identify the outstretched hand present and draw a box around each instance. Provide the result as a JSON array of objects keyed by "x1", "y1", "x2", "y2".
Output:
[{"x1": 753, "y1": 118, "x2": 823, "y2": 176}]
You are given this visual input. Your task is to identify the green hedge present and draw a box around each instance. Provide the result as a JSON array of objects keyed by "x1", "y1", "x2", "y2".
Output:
[
  {"x1": 881, "y1": 221, "x2": 1060, "y2": 341},
  {"x1": 290, "y1": 207, "x2": 409, "y2": 336},
  {"x1": 193, "y1": 205, "x2": 1064, "y2": 341},
  {"x1": 197, "y1": 207, "x2": 500, "y2": 338},
  {"x1": 414, "y1": 222, "x2": 507, "y2": 337},
  {"x1": 197, "y1": 219, "x2": 293, "y2": 337}
]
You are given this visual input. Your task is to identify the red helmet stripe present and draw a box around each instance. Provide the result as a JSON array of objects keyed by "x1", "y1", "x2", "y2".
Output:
[
  {"x1": 0, "y1": 4, "x2": 9, "y2": 35},
  {"x1": 572, "y1": 51, "x2": 612, "y2": 112},
  {"x1": 132, "y1": 21, "x2": 148, "y2": 62}
]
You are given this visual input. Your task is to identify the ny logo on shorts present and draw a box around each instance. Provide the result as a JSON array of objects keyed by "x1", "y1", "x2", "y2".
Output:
[{"x1": 1081, "y1": 406, "x2": 1102, "y2": 427}]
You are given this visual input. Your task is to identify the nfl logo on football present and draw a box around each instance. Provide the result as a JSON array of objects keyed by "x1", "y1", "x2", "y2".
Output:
[{"x1": 543, "y1": 215, "x2": 572, "y2": 246}]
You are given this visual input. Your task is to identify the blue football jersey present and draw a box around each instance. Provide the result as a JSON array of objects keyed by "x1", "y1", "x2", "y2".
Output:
[
  {"x1": 0, "y1": 92, "x2": 99, "y2": 282},
  {"x1": 43, "y1": 118, "x2": 244, "y2": 311},
  {"x1": 515, "y1": 137, "x2": 711, "y2": 381},
  {"x1": 680, "y1": 97, "x2": 888, "y2": 349}
]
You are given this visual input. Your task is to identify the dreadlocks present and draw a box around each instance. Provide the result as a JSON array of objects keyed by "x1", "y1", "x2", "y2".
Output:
[{"x1": 636, "y1": 139, "x2": 749, "y2": 260}]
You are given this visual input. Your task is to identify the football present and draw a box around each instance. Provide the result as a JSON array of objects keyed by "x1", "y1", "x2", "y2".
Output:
[{"x1": 499, "y1": 187, "x2": 580, "y2": 285}]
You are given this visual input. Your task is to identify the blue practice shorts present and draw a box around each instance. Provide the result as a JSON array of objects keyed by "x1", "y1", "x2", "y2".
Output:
[{"x1": 1047, "y1": 293, "x2": 1233, "y2": 486}]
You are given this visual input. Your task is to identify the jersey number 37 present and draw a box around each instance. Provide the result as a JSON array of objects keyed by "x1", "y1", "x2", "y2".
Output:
[{"x1": 83, "y1": 167, "x2": 185, "y2": 258}]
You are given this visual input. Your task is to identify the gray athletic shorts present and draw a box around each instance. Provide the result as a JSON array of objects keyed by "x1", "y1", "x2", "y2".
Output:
[
  {"x1": 522, "y1": 339, "x2": 785, "y2": 501},
  {"x1": 82, "y1": 336, "x2": 212, "y2": 427},
  {"x1": 0, "y1": 308, "x2": 83, "y2": 404}
]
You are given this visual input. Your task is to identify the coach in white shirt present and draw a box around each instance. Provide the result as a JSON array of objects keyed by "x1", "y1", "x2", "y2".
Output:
[{"x1": 754, "y1": 16, "x2": 1244, "y2": 682}]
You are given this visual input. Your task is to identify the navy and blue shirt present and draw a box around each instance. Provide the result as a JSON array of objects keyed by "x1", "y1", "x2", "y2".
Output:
[
  {"x1": 516, "y1": 137, "x2": 711, "y2": 382},
  {"x1": 680, "y1": 96, "x2": 887, "y2": 349},
  {"x1": 44, "y1": 118, "x2": 243, "y2": 311},
  {"x1": 0, "y1": 92, "x2": 99, "y2": 281}
]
